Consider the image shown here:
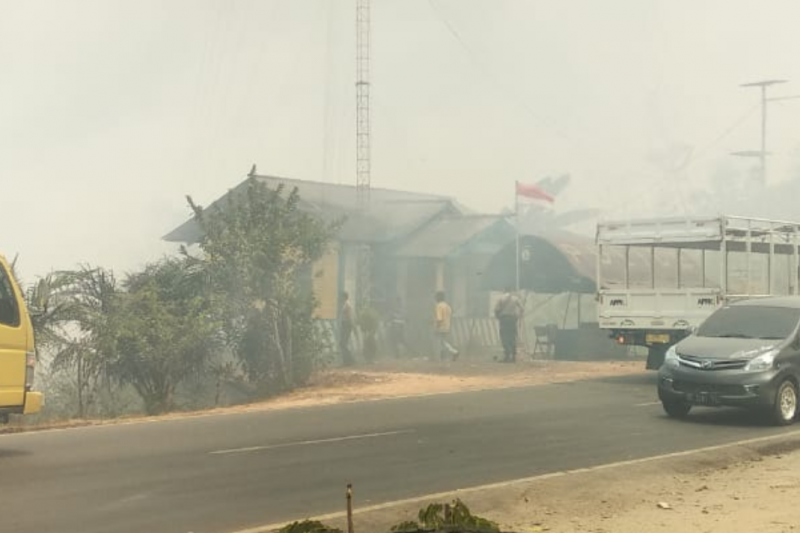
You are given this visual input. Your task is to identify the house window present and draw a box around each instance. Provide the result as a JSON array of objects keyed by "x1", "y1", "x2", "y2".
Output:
[{"x1": 0, "y1": 264, "x2": 20, "y2": 327}]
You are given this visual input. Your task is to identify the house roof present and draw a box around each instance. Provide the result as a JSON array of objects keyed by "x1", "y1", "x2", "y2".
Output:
[
  {"x1": 393, "y1": 215, "x2": 512, "y2": 258},
  {"x1": 163, "y1": 174, "x2": 466, "y2": 244}
]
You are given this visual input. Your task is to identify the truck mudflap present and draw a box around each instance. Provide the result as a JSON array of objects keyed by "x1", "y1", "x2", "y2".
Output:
[
  {"x1": 646, "y1": 345, "x2": 668, "y2": 370},
  {"x1": 23, "y1": 392, "x2": 43, "y2": 415}
]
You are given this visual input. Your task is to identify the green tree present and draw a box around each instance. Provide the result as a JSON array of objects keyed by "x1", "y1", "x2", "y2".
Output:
[
  {"x1": 104, "y1": 258, "x2": 221, "y2": 415},
  {"x1": 184, "y1": 177, "x2": 338, "y2": 395}
]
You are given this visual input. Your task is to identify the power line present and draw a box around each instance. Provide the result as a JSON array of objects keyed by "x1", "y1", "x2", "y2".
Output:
[
  {"x1": 322, "y1": 0, "x2": 338, "y2": 183},
  {"x1": 426, "y1": 0, "x2": 589, "y2": 153},
  {"x1": 689, "y1": 103, "x2": 760, "y2": 163},
  {"x1": 618, "y1": 103, "x2": 762, "y2": 216},
  {"x1": 183, "y1": 2, "x2": 231, "y2": 181},
  {"x1": 424, "y1": 0, "x2": 664, "y2": 208},
  {"x1": 424, "y1": 1, "x2": 772, "y2": 218},
  {"x1": 227, "y1": 2, "x2": 283, "y2": 146}
]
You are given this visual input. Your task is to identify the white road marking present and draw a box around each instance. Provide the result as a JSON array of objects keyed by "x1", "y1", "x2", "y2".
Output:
[
  {"x1": 228, "y1": 428, "x2": 800, "y2": 533},
  {"x1": 635, "y1": 401, "x2": 661, "y2": 407},
  {"x1": 209, "y1": 430, "x2": 414, "y2": 455}
]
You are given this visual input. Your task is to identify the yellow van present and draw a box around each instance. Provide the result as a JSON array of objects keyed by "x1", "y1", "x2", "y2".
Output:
[{"x1": 0, "y1": 253, "x2": 43, "y2": 423}]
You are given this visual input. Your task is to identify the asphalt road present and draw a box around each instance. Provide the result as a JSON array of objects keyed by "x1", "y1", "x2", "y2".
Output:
[{"x1": 1, "y1": 372, "x2": 797, "y2": 533}]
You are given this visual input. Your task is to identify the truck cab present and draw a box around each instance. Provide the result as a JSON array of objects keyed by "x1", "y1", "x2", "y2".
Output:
[{"x1": 0, "y1": 254, "x2": 43, "y2": 423}]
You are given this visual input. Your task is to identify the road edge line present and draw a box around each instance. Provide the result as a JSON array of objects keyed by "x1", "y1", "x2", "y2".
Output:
[{"x1": 231, "y1": 427, "x2": 800, "y2": 533}]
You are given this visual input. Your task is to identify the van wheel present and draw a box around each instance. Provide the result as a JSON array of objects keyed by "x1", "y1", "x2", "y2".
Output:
[
  {"x1": 772, "y1": 379, "x2": 798, "y2": 426},
  {"x1": 662, "y1": 399, "x2": 691, "y2": 419}
]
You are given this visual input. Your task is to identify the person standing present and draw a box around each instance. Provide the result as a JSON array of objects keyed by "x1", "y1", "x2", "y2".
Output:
[
  {"x1": 495, "y1": 286, "x2": 523, "y2": 362},
  {"x1": 339, "y1": 291, "x2": 356, "y2": 367},
  {"x1": 434, "y1": 290, "x2": 459, "y2": 361}
]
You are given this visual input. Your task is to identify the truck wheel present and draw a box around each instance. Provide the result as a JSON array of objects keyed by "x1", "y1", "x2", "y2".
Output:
[
  {"x1": 662, "y1": 399, "x2": 691, "y2": 419},
  {"x1": 772, "y1": 379, "x2": 798, "y2": 426}
]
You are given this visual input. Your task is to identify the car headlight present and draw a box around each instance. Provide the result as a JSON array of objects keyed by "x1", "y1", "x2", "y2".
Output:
[
  {"x1": 744, "y1": 349, "x2": 778, "y2": 372},
  {"x1": 664, "y1": 345, "x2": 679, "y2": 368}
]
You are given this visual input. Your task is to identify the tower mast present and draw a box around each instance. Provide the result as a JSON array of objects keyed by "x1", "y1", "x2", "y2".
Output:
[
  {"x1": 355, "y1": 0, "x2": 373, "y2": 311},
  {"x1": 356, "y1": 0, "x2": 371, "y2": 210}
]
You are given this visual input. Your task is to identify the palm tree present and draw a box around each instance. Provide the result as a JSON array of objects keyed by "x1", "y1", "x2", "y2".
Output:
[
  {"x1": 15, "y1": 263, "x2": 119, "y2": 418},
  {"x1": 25, "y1": 272, "x2": 85, "y2": 350},
  {"x1": 51, "y1": 266, "x2": 118, "y2": 418}
]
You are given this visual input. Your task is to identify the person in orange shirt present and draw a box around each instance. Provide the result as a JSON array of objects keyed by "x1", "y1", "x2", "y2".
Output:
[{"x1": 434, "y1": 290, "x2": 459, "y2": 361}]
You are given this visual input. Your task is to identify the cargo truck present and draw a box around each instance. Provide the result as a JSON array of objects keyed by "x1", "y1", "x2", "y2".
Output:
[{"x1": 596, "y1": 215, "x2": 800, "y2": 369}]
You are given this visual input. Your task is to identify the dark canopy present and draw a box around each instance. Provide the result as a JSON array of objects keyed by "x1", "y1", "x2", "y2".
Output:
[{"x1": 482, "y1": 234, "x2": 596, "y2": 294}]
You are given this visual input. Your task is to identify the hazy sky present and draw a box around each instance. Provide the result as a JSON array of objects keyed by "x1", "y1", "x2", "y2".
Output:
[{"x1": 2, "y1": 0, "x2": 800, "y2": 278}]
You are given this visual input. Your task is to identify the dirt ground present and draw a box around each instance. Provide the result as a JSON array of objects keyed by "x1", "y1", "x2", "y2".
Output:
[
  {"x1": 317, "y1": 437, "x2": 800, "y2": 533},
  {"x1": 134, "y1": 358, "x2": 645, "y2": 420},
  {"x1": 248, "y1": 358, "x2": 644, "y2": 412},
  {"x1": 486, "y1": 441, "x2": 800, "y2": 533},
  {"x1": 5, "y1": 358, "x2": 643, "y2": 432}
]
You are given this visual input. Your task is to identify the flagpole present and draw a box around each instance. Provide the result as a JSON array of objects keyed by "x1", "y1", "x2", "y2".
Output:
[{"x1": 515, "y1": 181, "x2": 520, "y2": 293}]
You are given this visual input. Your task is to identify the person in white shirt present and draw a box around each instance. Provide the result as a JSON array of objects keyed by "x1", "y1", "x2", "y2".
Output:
[{"x1": 494, "y1": 286, "x2": 523, "y2": 362}]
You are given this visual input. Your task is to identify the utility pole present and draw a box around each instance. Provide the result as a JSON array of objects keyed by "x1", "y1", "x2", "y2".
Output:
[{"x1": 740, "y1": 79, "x2": 787, "y2": 186}]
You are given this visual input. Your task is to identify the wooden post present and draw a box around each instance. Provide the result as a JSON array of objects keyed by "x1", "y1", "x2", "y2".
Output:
[{"x1": 346, "y1": 484, "x2": 354, "y2": 533}]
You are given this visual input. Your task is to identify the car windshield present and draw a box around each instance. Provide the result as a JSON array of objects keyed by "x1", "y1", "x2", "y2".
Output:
[{"x1": 696, "y1": 305, "x2": 800, "y2": 340}]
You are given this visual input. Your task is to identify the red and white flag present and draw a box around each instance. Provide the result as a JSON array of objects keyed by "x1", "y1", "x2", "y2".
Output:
[{"x1": 515, "y1": 181, "x2": 555, "y2": 204}]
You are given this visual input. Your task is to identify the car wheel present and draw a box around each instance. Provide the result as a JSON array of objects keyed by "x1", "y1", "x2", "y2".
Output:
[
  {"x1": 662, "y1": 399, "x2": 691, "y2": 419},
  {"x1": 772, "y1": 379, "x2": 798, "y2": 426}
]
